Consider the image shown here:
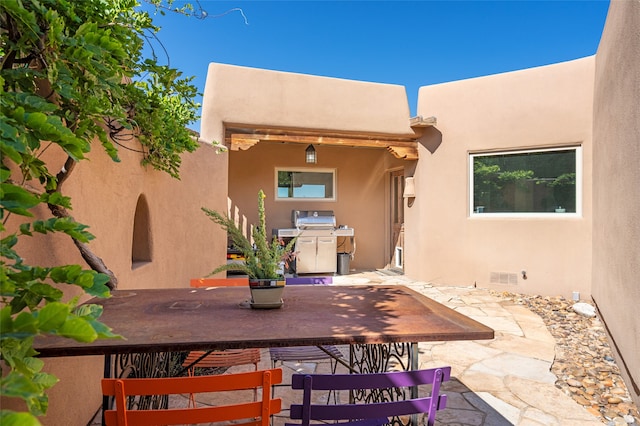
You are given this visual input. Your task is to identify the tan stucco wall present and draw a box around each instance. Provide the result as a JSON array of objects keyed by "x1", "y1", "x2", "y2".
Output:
[
  {"x1": 51, "y1": 139, "x2": 228, "y2": 290},
  {"x1": 2, "y1": 140, "x2": 227, "y2": 424},
  {"x1": 592, "y1": 0, "x2": 640, "y2": 407},
  {"x1": 408, "y1": 57, "x2": 594, "y2": 298}
]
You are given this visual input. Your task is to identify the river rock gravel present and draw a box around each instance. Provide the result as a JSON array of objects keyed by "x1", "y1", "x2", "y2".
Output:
[{"x1": 492, "y1": 291, "x2": 639, "y2": 425}]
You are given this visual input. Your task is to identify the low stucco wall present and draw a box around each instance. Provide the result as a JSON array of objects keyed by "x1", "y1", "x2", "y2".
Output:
[
  {"x1": 592, "y1": 0, "x2": 640, "y2": 407},
  {"x1": 2, "y1": 140, "x2": 227, "y2": 424},
  {"x1": 408, "y1": 57, "x2": 594, "y2": 298},
  {"x1": 52, "y1": 139, "x2": 228, "y2": 291}
]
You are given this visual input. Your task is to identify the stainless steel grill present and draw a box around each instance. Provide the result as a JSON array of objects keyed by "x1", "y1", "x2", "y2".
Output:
[{"x1": 275, "y1": 210, "x2": 354, "y2": 274}]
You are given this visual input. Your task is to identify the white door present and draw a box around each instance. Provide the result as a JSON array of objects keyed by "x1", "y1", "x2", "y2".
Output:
[{"x1": 389, "y1": 170, "x2": 404, "y2": 271}]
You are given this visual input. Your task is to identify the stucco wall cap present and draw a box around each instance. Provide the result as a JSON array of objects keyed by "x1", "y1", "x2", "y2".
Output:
[
  {"x1": 202, "y1": 62, "x2": 414, "y2": 137},
  {"x1": 416, "y1": 56, "x2": 595, "y2": 115}
]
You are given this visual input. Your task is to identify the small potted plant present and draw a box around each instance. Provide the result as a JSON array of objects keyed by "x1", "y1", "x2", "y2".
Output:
[{"x1": 202, "y1": 190, "x2": 296, "y2": 308}]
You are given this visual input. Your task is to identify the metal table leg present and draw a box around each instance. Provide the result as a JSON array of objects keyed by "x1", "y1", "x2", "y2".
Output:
[
  {"x1": 349, "y1": 342, "x2": 418, "y2": 425},
  {"x1": 100, "y1": 352, "x2": 177, "y2": 424},
  {"x1": 101, "y1": 354, "x2": 112, "y2": 425}
]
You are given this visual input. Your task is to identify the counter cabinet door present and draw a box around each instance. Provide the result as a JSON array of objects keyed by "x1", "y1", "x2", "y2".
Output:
[
  {"x1": 294, "y1": 237, "x2": 317, "y2": 274},
  {"x1": 316, "y1": 236, "x2": 337, "y2": 273}
]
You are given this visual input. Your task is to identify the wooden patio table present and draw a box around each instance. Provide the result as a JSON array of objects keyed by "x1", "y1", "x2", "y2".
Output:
[
  {"x1": 34, "y1": 284, "x2": 494, "y2": 358},
  {"x1": 34, "y1": 284, "x2": 494, "y2": 425}
]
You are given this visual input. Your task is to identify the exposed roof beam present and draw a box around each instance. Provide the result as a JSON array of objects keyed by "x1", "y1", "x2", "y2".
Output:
[
  {"x1": 387, "y1": 146, "x2": 418, "y2": 160},
  {"x1": 409, "y1": 115, "x2": 437, "y2": 128},
  {"x1": 230, "y1": 133, "x2": 416, "y2": 150},
  {"x1": 231, "y1": 137, "x2": 260, "y2": 151}
]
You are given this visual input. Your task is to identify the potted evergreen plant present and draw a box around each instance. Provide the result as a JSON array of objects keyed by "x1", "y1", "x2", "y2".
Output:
[{"x1": 202, "y1": 190, "x2": 296, "y2": 308}]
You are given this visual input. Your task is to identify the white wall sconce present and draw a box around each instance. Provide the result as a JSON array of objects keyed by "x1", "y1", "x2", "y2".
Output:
[
  {"x1": 403, "y1": 177, "x2": 416, "y2": 198},
  {"x1": 305, "y1": 144, "x2": 317, "y2": 164}
]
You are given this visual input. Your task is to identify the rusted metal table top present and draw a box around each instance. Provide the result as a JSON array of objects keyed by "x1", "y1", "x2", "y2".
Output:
[{"x1": 34, "y1": 285, "x2": 494, "y2": 357}]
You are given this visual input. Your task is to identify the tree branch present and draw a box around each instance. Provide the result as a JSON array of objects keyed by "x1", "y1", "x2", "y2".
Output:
[
  {"x1": 48, "y1": 203, "x2": 118, "y2": 290},
  {"x1": 50, "y1": 157, "x2": 118, "y2": 289},
  {"x1": 55, "y1": 156, "x2": 77, "y2": 190}
]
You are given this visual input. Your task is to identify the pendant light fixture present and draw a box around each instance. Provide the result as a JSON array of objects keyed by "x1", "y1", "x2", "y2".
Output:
[{"x1": 305, "y1": 144, "x2": 317, "y2": 164}]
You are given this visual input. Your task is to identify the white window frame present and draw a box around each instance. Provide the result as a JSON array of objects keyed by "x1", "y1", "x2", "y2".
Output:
[
  {"x1": 469, "y1": 146, "x2": 582, "y2": 218},
  {"x1": 275, "y1": 167, "x2": 337, "y2": 201}
]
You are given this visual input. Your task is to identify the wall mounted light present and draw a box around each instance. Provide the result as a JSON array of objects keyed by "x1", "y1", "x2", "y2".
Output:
[
  {"x1": 403, "y1": 177, "x2": 416, "y2": 198},
  {"x1": 305, "y1": 144, "x2": 317, "y2": 164}
]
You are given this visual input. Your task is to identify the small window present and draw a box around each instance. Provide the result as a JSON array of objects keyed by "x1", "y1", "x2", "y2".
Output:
[
  {"x1": 276, "y1": 168, "x2": 336, "y2": 201},
  {"x1": 470, "y1": 147, "x2": 581, "y2": 216}
]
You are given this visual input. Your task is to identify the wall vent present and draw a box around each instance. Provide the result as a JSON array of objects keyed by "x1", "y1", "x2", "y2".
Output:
[{"x1": 490, "y1": 272, "x2": 518, "y2": 285}]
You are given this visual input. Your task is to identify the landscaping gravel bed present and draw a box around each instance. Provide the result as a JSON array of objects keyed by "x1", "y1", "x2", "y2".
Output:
[{"x1": 494, "y1": 291, "x2": 639, "y2": 426}]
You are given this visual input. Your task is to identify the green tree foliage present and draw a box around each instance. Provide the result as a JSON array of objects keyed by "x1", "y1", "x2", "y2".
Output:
[{"x1": 1, "y1": 0, "x2": 201, "y2": 423}]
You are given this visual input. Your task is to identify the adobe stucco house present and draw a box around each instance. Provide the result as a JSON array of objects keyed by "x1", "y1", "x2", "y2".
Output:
[
  {"x1": 202, "y1": 52, "x2": 595, "y2": 300},
  {"x1": 3, "y1": 1, "x2": 637, "y2": 424}
]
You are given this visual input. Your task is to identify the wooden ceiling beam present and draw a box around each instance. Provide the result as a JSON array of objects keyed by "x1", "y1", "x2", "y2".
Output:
[
  {"x1": 229, "y1": 133, "x2": 417, "y2": 150},
  {"x1": 387, "y1": 146, "x2": 418, "y2": 160},
  {"x1": 230, "y1": 137, "x2": 260, "y2": 151}
]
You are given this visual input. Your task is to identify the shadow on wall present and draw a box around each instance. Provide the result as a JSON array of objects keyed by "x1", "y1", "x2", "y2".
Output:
[
  {"x1": 419, "y1": 126, "x2": 443, "y2": 154},
  {"x1": 228, "y1": 199, "x2": 251, "y2": 240}
]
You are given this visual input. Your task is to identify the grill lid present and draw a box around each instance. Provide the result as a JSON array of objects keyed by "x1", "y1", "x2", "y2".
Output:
[{"x1": 292, "y1": 210, "x2": 336, "y2": 229}]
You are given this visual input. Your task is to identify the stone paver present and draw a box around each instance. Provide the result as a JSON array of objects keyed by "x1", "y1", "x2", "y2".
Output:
[{"x1": 335, "y1": 271, "x2": 603, "y2": 425}]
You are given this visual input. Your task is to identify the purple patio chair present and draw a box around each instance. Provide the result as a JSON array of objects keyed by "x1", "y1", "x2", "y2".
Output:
[{"x1": 286, "y1": 366, "x2": 451, "y2": 426}]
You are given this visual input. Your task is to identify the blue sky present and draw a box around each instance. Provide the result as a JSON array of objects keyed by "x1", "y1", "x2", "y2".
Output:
[{"x1": 141, "y1": 1, "x2": 610, "y2": 131}]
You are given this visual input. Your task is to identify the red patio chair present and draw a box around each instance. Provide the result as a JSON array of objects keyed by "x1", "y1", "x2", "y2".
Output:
[
  {"x1": 102, "y1": 368, "x2": 282, "y2": 426},
  {"x1": 286, "y1": 366, "x2": 451, "y2": 426}
]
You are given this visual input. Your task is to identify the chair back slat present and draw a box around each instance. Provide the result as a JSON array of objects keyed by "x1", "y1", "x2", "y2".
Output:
[
  {"x1": 285, "y1": 419, "x2": 387, "y2": 426},
  {"x1": 288, "y1": 366, "x2": 451, "y2": 426},
  {"x1": 270, "y1": 346, "x2": 343, "y2": 362},
  {"x1": 106, "y1": 401, "x2": 275, "y2": 425},
  {"x1": 102, "y1": 368, "x2": 282, "y2": 426},
  {"x1": 291, "y1": 368, "x2": 449, "y2": 391},
  {"x1": 290, "y1": 396, "x2": 447, "y2": 419},
  {"x1": 183, "y1": 348, "x2": 261, "y2": 368},
  {"x1": 102, "y1": 369, "x2": 281, "y2": 395},
  {"x1": 190, "y1": 277, "x2": 248, "y2": 287}
]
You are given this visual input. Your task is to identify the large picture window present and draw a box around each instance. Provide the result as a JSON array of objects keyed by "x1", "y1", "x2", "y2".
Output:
[
  {"x1": 276, "y1": 168, "x2": 336, "y2": 201},
  {"x1": 470, "y1": 147, "x2": 581, "y2": 215}
]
